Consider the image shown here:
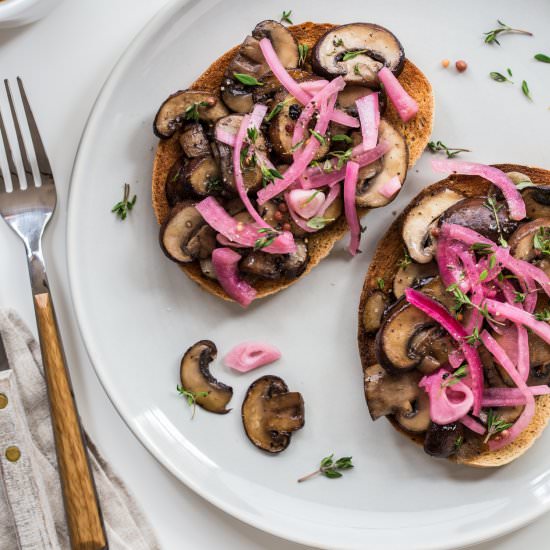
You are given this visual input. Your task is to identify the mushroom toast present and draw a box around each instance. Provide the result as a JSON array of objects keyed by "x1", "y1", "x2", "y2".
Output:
[
  {"x1": 358, "y1": 161, "x2": 550, "y2": 467},
  {"x1": 152, "y1": 20, "x2": 433, "y2": 306}
]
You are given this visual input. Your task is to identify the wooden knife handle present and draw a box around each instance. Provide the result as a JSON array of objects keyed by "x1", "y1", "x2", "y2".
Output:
[{"x1": 34, "y1": 292, "x2": 108, "y2": 550}]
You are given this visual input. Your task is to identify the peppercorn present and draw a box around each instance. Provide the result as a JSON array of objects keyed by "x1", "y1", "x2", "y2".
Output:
[
  {"x1": 274, "y1": 210, "x2": 283, "y2": 221},
  {"x1": 455, "y1": 60, "x2": 468, "y2": 73},
  {"x1": 278, "y1": 202, "x2": 288, "y2": 213},
  {"x1": 441, "y1": 59, "x2": 450, "y2": 68}
]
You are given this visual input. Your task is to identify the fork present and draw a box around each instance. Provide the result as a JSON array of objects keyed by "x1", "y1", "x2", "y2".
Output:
[{"x1": 0, "y1": 78, "x2": 108, "y2": 550}]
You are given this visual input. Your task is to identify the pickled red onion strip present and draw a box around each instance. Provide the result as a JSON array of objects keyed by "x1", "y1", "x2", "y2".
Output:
[
  {"x1": 212, "y1": 248, "x2": 257, "y2": 307},
  {"x1": 356, "y1": 92, "x2": 380, "y2": 150},
  {"x1": 378, "y1": 67, "x2": 419, "y2": 122}
]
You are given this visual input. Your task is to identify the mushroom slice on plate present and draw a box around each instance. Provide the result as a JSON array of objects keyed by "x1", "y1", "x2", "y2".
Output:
[
  {"x1": 184, "y1": 155, "x2": 221, "y2": 197},
  {"x1": 439, "y1": 197, "x2": 518, "y2": 243},
  {"x1": 268, "y1": 91, "x2": 330, "y2": 163},
  {"x1": 179, "y1": 122, "x2": 211, "y2": 158},
  {"x1": 509, "y1": 218, "x2": 550, "y2": 261},
  {"x1": 355, "y1": 120, "x2": 408, "y2": 208},
  {"x1": 393, "y1": 261, "x2": 438, "y2": 299},
  {"x1": 180, "y1": 340, "x2": 233, "y2": 414},
  {"x1": 362, "y1": 290, "x2": 389, "y2": 333},
  {"x1": 154, "y1": 90, "x2": 229, "y2": 139},
  {"x1": 222, "y1": 20, "x2": 299, "y2": 112},
  {"x1": 240, "y1": 251, "x2": 284, "y2": 280},
  {"x1": 402, "y1": 188, "x2": 465, "y2": 263},
  {"x1": 280, "y1": 239, "x2": 309, "y2": 278},
  {"x1": 364, "y1": 363, "x2": 428, "y2": 432},
  {"x1": 242, "y1": 375, "x2": 305, "y2": 453},
  {"x1": 159, "y1": 202, "x2": 215, "y2": 263},
  {"x1": 165, "y1": 156, "x2": 190, "y2": 207},
  {"x1": 312, "y1": 23, "x2": 404, "y2": 87}
]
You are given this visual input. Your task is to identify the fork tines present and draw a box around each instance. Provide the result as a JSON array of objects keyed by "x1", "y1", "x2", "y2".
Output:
[{"x1": 0, "y1": 78, "x2": 53, "y2": 193}]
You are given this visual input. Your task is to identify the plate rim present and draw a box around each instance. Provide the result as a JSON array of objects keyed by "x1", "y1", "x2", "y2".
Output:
[{"x1": 66, "y1": 0, "x2": 550, "y2": 547}]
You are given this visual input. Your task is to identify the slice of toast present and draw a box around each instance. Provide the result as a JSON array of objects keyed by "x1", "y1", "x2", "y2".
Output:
[
  {"x1": 357, "y1": 164, "x2": 550, "y2": 467},
  {"x1": 152, "y1": 22, "x2": 434, "y2": 303}
]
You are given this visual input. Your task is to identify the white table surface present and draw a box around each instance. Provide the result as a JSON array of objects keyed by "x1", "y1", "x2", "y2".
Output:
[{"x1": 0, "y1": 1, "x2": 549, "y2": 548}]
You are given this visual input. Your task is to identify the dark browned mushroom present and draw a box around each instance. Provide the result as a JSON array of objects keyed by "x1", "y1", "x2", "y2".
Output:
[
  {"x1": 165, "y1": 156, "x2": 190, "y2": 207},
  {"x1": 521, "y1": 185, "x2": 550, "y2": 219},
  {"x1": 392, "y1": 261, "x2": 438, "y2": 299},
  {"x1": 355, "y1": 120, "x2": 408, "y2": 208},
  {"x1": 312, "y1": 23, "x2": 404, "y2": 87},
  {"x1": 180, "y1": 340, "x2": 233, "y2": 414},
  {"x1": 364, "y1": 364, "x2": 430, "y2": 433},
  {"x1": 401, "y1": 188, "x2": 465, "y2": 263},
  {"x1": 336, "y1": 85, "x2": 386, "y2": 116},
  {"x1": 268, "y1": 90, "x2": 330, "y2": 163},
  {"x1": 509, "y1": 218, "x2": 550, "y2": 261},
  {"x1": 242, "y1": 375, "x2": 305, "y2": 453},
  {"x1": 159, "y1": 202, "x2": 215, "y2": 263},
  {"x1": 439, "y1": 197, "x2": 518, "y2": 244},
  {"x1": 154, "y1": 90, "x2": 229, "y2": 139},
  {"x1": 222, "y1": 20, "x2": 299, "y2": 112},
  {"x1": 179, "y1": 122, "x2": 211, "y2": 158},
  {"x1": 183, "y1": 155, "x2": 221, "y2": 197},
  {"x1": 240, "y1": 251, "x2": 283, "y2": 279},
  {"x1": 423, "y1": 422, "x2": 463, "y2": 458}
]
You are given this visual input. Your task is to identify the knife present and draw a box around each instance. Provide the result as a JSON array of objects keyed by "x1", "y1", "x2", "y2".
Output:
[{"x1": 0, "y1": 331, "x2": 59, "y2": 549}]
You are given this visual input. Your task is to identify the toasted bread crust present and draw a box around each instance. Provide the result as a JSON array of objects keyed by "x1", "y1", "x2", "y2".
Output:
[
  {"x1": 152, "y1": 22, "x2": 434, "y2": 303},
  {"x1": 357, "y1": 164, "x2": 550, "y2": 467}
]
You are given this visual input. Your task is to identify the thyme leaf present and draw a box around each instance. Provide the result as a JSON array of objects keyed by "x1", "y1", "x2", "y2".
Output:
[
  {"x1": 297, "y1": 454, "x2": 353, "y2": 483},
  {"x1": 111, "y1": 183, "x2": 137, "y2": 220}
]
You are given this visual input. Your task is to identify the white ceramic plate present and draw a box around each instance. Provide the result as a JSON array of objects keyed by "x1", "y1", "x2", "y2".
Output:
[{"x1": 67, "y1": 1, "x2": 550, "y2": 548}]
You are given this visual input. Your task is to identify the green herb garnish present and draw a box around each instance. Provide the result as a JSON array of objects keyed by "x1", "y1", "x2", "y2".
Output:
[
  {"x1": 266, "y1": 100, "x2": 287, "y2": 122},
  {"x1": 177, "y1": 385, "x2": 209, "y2": 419},
  {"x1": 483, "y1": 20, "x2": 533, "y2": 46},
  {"x1": 535, "y1": 309, "x2": 550, "y2": 322},
  {"x1": 233, "y1": 73, "x2": 264, "y2": 87},
  {"x1": 254, "y1": 228, "x2": 280, "y2": 251},
  {"x1": 489, "y1": 254, "x2": 497, "y2": 269},
  {"x1": 332, "y1": 134, "x2": 353, "y2": 144},
  {"x1": 206, "y1": 178, "x2": 223, "y2": 194},
  {"x1": 309, "y1": 129, "x2": 326, "y2": 145},
  {"x1": 484, "y1": 409, "x2": 513, "y2": 443},
  {"x1": 297, "y1": 454, "x2": 353, "y2": 483},
  {"x1": 522, "y1": 80, "x2": 532, "y2": 100},
  {"x1": 490, "y1": 71, "x2": 513, "y2": 83},
  {"x1": 535, "y1": 53, "x2": 550, "y2": 63},
  {"x1": 298, "y1": 43, "x2": 309, "y2": 66},
  {"x1": 329, "y1": 148, "x2": 353, "y2": 169},
  {"x1": 465, "y1": 327, "x2": 480, "y2": 346},
  {"x1": 427, "y1": 140, "x2": 471, "y2": 158},
  {"x1": 377, "y1": 278, "x2": 385, "y2": 290},
  {"x1": 260, "y1": 165, "x2": 283, "y2": 188},
  {"x1": 342, "y1": 49, "x2": 368, "y2": 61},
  {"x1": 290, "y1": 139, "x2": 305, "y2": 153},
  {"x1": 303, "y1": 190, "x2": 320, "y2": 205},
  {"x1": 333, "y1": 37, "x2": 344, "y2": 47},
  {"x1": 534, "y1": 226, "x2": 550, "y2": 255},
  {"x1": 470, "y1": 242, "x2": 494, "y2": 256},
  {"x1": 280, "y1": 10, "x2": 293, "y2": 24},
  {"x1": 306, "y1": 216, "x2": 334, "y2": 230},
  {"x1": 441, "y1": 364, "x2": 468, "y2": 387},
  {"x1": 111, "y1": 183, "x2": 137, "y2": 220},
  {"x1": 479, "y1": 269, "x2": 489, "y2": 282},
  {"x1": 247, "y1": 126, "x2": 258, "y2": 143},
  {"x1": 184, "y1": 100, "x2": 210, "y2": 122},
  {"x1": 398, "y1": 249, "x2": 412, "y2": 269},
  {"x1": 514, "y1": 291, "x2": 526, "y2": 303},
  {"x1": 484, "y1": 196, "x2": 508, "y2": 247},
  {"x1": 454, "y1": 435, "x2": 464, "y2": 449},
  {"x1": 353, "y1": 63, "x2": 361, "y2": 76}
]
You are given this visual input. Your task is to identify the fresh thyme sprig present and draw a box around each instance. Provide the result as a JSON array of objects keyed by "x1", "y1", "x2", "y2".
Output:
[
  {"x1": 490, "y1": 71, "x2": 513, "y2": 83},
  {"x1": 427, "y1": 141, "x2": 471, "y2": 158},
  {"x1": 398, "y1": 249, "x2": 412, "y2": 269},
  {"x1": 260, "y1": 165, "x2": 283, "y2": 188},
  {"x1": 254, "y1": 228, "x2": 280, "y2": 250},
  {"x1": 184, "y1": 101, "x2": 211, "y2": 121},
  {"x1": 484, "y1": 409, "x2": 513, "y2": 443},
  {"x1": 483, "y1": 20, "x2": 533, "y2": 46},
  {"x1": 329, "y1": 148, "x2": 353, "y2": 169},
  {"x1": 280, "y1": 10, "x2": 293, "y2": 24},
  {"x1": 266, "y1": 99, "x2": 291, "y2": 122},
  {"x1": 484, "y1": 196, "x2": 508, "y2": 247},
  {"x1": 441, "y1": 364, "x2": 468, "y2": 388},
  {"x1": 535, "y1": 309, "x2": 550, "y2": 322},
  {"x1": 332, "y1": 134, "x2": 353, "y2": 144},
  {"x1": 111, "y1": 183, "x2": 137, "y2": 220},
  {"x1": 309, "y1": 129, "x2": 326, "y2": 146},
  {"x1": 233, "y1": 73, "x2": 264, "y2": 87},
  {"x1": 306, "y1": 216, "x2": 334, "y2": 230},
  {"x1": 465, "y1": 327, "x2": 481, "y2": 346},
  {"x1": 446, "y1": 283, "x2": 503, "y2": 325},
  {"x1": 377, "y1": 278, "x2": 385, "y2": 291},
  {"x1": 298, "y1": 43, "x2": 309, "y2": 66},
  {"x1": 521, "y1": 80, "x2": 532, "y2": 100},
  {"x1": 177, "y1": 385, "x2": 209, "y2": 419},
  {"x1": 297, "y1": 454, "x2": 353, "y2": 482},
  {"x1": 534, "y1": 227, "x2": 550, "y2": 255},
  {"x1": 342, "y1": 49, "x2": 368, "y2": 61},
  {"x1": 470, "y1": 242, "x2": 494, "y2": 256}
]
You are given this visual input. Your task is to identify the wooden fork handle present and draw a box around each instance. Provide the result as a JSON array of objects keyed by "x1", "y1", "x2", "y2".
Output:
[{"x1": 34, "y1": 292, "x2": 108, "y2": 550}]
